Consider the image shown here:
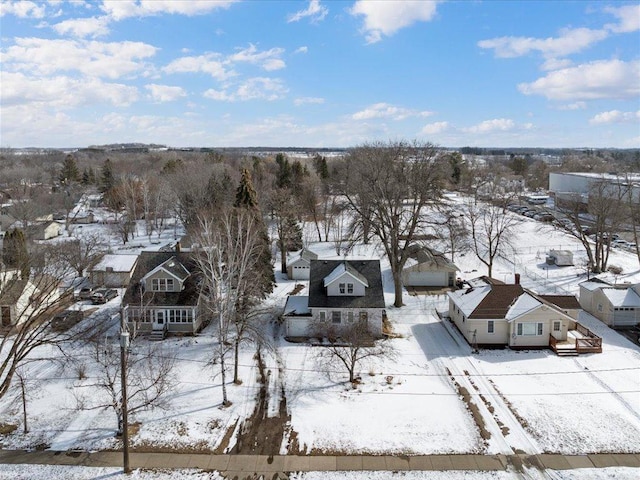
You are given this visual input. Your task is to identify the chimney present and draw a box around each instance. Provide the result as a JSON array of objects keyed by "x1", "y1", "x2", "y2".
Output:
[
  {"x1": 514, "y1": 273, "x2": 520, "y2": 285},
  {"x1": 175, "y1": 241, "x2": 181, "y2": 253}
]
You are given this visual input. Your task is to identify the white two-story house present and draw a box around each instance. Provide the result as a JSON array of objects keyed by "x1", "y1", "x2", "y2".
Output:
[{"x1": 283, "y1": 259, "x2": 385, "y2": 339}]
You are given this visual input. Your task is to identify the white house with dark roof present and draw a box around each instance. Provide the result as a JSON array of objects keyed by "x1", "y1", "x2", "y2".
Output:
[
  {"x1": 283, "y1": 259, "x2": 385, "y2": 339},
  {"x1": 579, "y1": 280, "x2": 640, "y2": 327}
]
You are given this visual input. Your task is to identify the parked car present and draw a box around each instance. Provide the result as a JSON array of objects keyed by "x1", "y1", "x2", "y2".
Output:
[
  {"x1": 51, "y1": 310, "x2": 83, "y2": 331},
  {"x1": 91, "y1": 288, "x2": 118, "y2": 304},
  {"x1": 78, "y1": 286, "x2": 96, "y2": 300}
]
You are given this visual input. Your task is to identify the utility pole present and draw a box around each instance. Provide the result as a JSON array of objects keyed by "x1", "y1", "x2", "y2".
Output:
[{"x1": 120, "y1": 313, "x2": 131, "y2": 474}]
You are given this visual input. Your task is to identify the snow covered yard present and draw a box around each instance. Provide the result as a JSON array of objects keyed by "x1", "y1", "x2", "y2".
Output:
[{"x1": 0, "y1": 202, "x2": 638, "y2": 460}]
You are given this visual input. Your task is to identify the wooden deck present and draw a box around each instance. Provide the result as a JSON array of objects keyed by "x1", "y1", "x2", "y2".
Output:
[{"x1": 549, "y1": 323, "x2": 602, "y2": 355}]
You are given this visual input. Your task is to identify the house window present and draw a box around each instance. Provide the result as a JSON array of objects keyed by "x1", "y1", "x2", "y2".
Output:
[
  {"x1": 517, "y1": 323, "x2": 543, "y2": 336},
  {"x1": 339, "y1": 283, "x2": 345, "y2": 294},
  {"x1": 553, "y1": 321, "x2": 561, "y2": 332},
  {"x1": 487, "y1": 321, "x2": 494, "y2": 334},
  {"x1": 347, "y1": 311, "x2": 354, "y2": 322},
  {"x1": 332, "y1": 311, "x2": 341, "y2": 324},
  {"x1": 347, "y1": 283, "x2": 354, "y2": 294},
  {"x1": 151, "y1": 278, "x2": 174, "y2": 291},
  {"x1": 359, "y1": 311, "x2": 368, "y2": 322},
  {"x1": 597, "y1": 303, "x2": 603, "y2": 312},
  {"x1": 319, "y1": 311, "x2": 326, "y2": 323}
]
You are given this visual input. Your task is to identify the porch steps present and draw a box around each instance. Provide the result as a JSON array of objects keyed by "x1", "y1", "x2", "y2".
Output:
[
  {"x1": 556, "y1": 348, "x2": 579, "y2": 357},
  {"x1": 149, "y1": 329, "x2": 166, "y2": 341}
]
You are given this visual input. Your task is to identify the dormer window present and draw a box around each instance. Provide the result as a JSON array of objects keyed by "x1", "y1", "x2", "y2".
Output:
[
  {"x1": 339, "y1": 283, "x2": 345, "y2": 294},
  {"x1": 347, "y1": 283, "x2": 354, "y2": 294},
  {"x1": 152, "y1": 278, "x2": 174, "y2": 292}
]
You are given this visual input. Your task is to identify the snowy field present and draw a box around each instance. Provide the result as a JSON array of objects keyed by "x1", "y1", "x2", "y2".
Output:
[{"x1": 0, "y1": 200, "x2": 639, "y2": 462}]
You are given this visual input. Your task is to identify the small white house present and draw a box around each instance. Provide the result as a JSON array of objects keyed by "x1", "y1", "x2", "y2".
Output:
[
  {"x1": 402, "y1": 244, "x2": 458, "y2": 287},
  {"x1": 286, "y1": 248, "x2": 318, "y2": 280},
  {"x1": 548, "y1": 249, "x2": 574, "y2": 266}
]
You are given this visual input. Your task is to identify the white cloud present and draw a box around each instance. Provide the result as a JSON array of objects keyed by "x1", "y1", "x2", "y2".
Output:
[
  {"x1": 518, "y1": 59, "x2": 640, "y2": 100},
  {"x1": 52, "y1": 16, "x2": 111, "y2": 38},
  {"x1": 3, "y1": 37, "x2": 157, "y2": 79},
  {"x1": 604, "y1": 4, "x2": 640, "y2": 33},
  {"x1": 557, "y1": 102, "x2": 587, "y2": 111},
  {"x1": 163, "y1": 54, "x2": 233, "y2": 81},
  {"x1": 294, "y1": 46, "x2": 309, "y2": 54},
  {"x1": 465, "y1": 118, "x2": 515, "y2": 134},
  {"x1": 589, "y1": 110, "x2": 640, "y2": 125},
  {"x1": 540, "y1": 58, "x2": 573, "y2": 71},
  {"x1": 228, "y1": 44, "x2": 286, "y2": 71},
  {"x1": 350, "y1": 0, "x2": 439, "y2": 44},
  {"x1": 2, "y1": 71, "x2": 139, "y2": 108},
  {"x1": 478, "y1": 27, "x2": 608, "y2": 59},
  {"x1": 100, "y1": 0, "x2": 237, "y2": 21},
  {"x1": 287, "y1": 0, "x2": 328, "y2": 23},
  {"x1": 421, "y1": 121, "x2": 449, "y2": 135},
  {"x1": 145, "y1": 84, "x2": 187, "y2": 102},
  {"x1": 352, "y1": 103, "x2": 433, "y2": 121},
  {"x1": 0, "y1": 1, "x2": 46, "y2": 18},
  {"x1": 204, "y1": 77, "x2": 288, "y2": 102},
  {"x1": 294, "y1": 97, "x2": 324, "y2": 106}
]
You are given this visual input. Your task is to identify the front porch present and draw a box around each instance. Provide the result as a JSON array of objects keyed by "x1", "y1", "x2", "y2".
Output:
[{"x1": 549, "y1": 323, "x2": 602, "y2": 356}]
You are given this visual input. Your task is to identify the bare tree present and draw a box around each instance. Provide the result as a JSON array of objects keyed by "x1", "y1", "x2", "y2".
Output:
[
  {"x1": 342, "y1": 140, "x2": 445, "y2": 307},
  {"x1": 0, "y1": 245, "x2": 76, "y2": 399},
  {"x1": 54, "y1": 232, "x2": 107, "y2": 277},
  {"x1": 436, "y1": 206, "x2": 470, "y2": 263},
  {"x1": 315, "y1": 321, "x2": 396, "y2": 384},
  {"x1": 552, "y1": 179, "x2": 630, "y2": 273},
  {"x1": 465, "y1": 199, "x2": 520, "y2": 278},
  {"x1": 75, "y1": 341, "x2": 176, "y2": 436},
  {"x1": 192, "y1": 209, "x2": 265, "y2": 403}
]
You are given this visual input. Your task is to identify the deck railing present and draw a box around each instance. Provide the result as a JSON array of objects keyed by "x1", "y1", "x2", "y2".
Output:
[{"x1": 549, "y1": 323, "x2": 602, "y2": 354}]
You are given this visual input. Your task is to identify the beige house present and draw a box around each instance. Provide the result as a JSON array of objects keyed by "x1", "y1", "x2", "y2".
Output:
[
  {"x1": 24, "y1": 221, "x2": 62, "y2": 240},
  {"x1": 579, "y1": 280, "x2": 640, "y2": 327},
  {"x1": 0, "y1": 270, "x2": 63, "y2": 327},
  {"x1": 447, "y1": 277, "x2": 600, "y2": 354},
  {"x1": 402, "y1": 245, "x2": 458, "y2": 288}
]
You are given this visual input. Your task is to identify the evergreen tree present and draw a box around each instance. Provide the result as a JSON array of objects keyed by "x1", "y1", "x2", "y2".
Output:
[
  {"x1": 275, "y1": 153, "x2": 291, "y2": 189},
  {"x1": 233, "y1": 168, "x2": 274, "y2": 295},
  {"x1": 100, "y1": 159, "x2": 115, "y2": 193},
  {"x1": 81, "y1": 168, "x2": 90, "y2": 185},
  {"x1": 234, "y1": 167, "x2": 259, "y2": 208},
  {"x1": 2, "y1": 228, "x2": 30, "y2": 277},
  {"x1": 278, "y1": 213, "x2": 303, "y2": 252},
  {"x1": 59, "y1": 155, "x2": 80, "y2": 184},
  {"x1": 313, "y1": 154, "x2": 329, "y2": 180}
]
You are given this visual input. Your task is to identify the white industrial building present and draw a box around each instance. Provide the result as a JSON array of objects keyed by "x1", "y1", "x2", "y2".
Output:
[{"x1": 549, "y1": 172, "x2": 640, "y2": 206}]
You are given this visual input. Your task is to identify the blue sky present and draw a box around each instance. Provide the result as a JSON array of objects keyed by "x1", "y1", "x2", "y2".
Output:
[{"x1": 1, "y1": 0, "x2": 639, "y2": 148}]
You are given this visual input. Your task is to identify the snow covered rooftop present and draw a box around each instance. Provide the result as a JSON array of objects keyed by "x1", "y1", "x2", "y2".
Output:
[
  {"x1": 505, "y1": 293, "x2": 542, "y2": 321},
  {"x1": 92, "y1": 254, "x2": 138, "y2": 272},
  {"x1": 602, "y1": 287, "x2": 640, "y2": 307},
  {"x1": 283, "y1": 295, "x2": 310, "y2": 316}
]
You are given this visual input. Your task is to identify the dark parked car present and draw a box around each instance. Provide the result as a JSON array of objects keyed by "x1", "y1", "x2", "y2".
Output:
[
  {"x1": 91, "y1": 288, "x2": 118, "y2": 304},
  {"x1": 51, "y1": 310, "x2": 84, "y2": 332},
  {"x1": 78, "y1": 286, "x2": 96, "y2": 300}
]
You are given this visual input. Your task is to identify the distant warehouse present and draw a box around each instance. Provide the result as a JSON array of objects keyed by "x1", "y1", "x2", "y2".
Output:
[{"x1": 549, "y1": 172, "x2": 640, "y2": 209}]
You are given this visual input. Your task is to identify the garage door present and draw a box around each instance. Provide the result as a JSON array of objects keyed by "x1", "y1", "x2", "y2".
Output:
[
  {"x1": 286, "y1": 317, "x2": 311, "y2": 337},
  {"x1": 613, "y1": 309, "x2": 638, "y2": 327},
  {"x1": 404, "y1": 271, "x2": 448, "y2": 287}
]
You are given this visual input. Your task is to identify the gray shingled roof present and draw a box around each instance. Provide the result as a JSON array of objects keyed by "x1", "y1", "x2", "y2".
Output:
[
  {"x1": 122, "y1": 251, "x2": 200, "y2": 307},
  {"x1": 308, "y1": 259, "x2": 385, "y2": 309}
]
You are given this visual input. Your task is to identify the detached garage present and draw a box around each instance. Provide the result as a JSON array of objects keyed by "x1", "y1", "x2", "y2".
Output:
[{"x1": 402, "y1": 245, "x2": 458, "y2": 288}]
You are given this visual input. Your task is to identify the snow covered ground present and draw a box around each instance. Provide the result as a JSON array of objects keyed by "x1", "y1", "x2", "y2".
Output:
[
  {"x1": 0, "y1": 464, "x2": 638, "y2": 480},
  {"x1": 0, "y1": 201, "x2": 639, "y2": 462}
]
